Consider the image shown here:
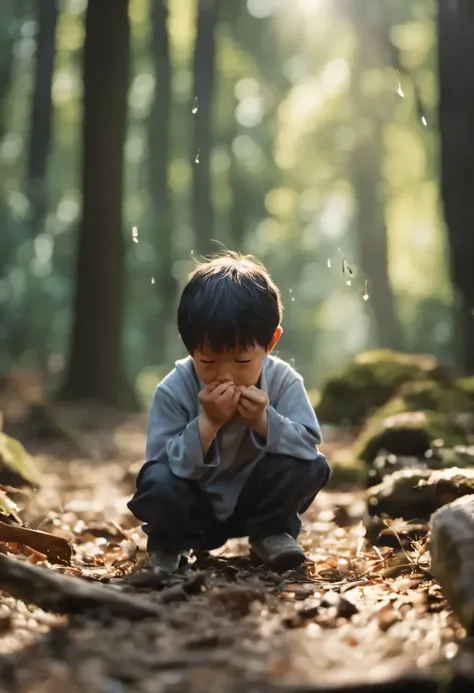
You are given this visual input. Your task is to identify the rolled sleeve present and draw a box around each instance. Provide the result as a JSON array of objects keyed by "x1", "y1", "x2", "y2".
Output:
[
  {"x1": 145, "y1": 387, "x2": 220, "y2": 480},
  {"x1": 250, "y1": 378, "x2": 321, "y2": 460}
]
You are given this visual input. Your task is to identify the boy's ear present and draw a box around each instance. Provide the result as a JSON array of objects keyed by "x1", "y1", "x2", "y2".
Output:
[{"x1": 266, "y1": 326, "x2": 283, "y2": 352}]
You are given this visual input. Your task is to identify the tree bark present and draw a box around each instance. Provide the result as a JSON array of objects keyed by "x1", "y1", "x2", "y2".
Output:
[
  {"x1": 437, "y1": 0, "x2": 474, "y2": 374},
  {"x1": 62, "y1": 0, "x2": 133, "y2": 408},
  {"x1": 26, "y1": 0, "x2": 57, "y2": 238},
  {"x1": 192, "y1": 0, "x2": 219, "y2": 256},
  {"x1": 147, "y1": 0, "x2": 175, "y2": 364}
]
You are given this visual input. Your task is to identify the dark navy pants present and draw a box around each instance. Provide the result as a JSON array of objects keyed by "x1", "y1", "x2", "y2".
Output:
[{"x1": 127, "y1": 453, "x2": 331, "y2": 552}]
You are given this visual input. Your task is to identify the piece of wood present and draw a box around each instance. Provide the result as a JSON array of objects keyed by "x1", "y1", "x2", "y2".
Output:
[
  {"x1": 0, "y1": 521, "x2": 72, "y2": 565},
  {"x1": 0, "y1": 554, "x2": 161, "y2": 620},
  {"x1": 430, "y1": 494, "x2": 474, "y2": 632}
]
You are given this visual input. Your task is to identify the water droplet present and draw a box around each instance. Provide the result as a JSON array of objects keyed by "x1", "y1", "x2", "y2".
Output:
[
  {"x1": 395, "y1": 71, "x2": 404, "y2": 98},
  {"x1": 363, "y1": 279, "x2": 369, "y2": 301},
  {"x1": 289, "y1": 288, "x2": 293, "y2": 293},
  {"x1": 346, "y1": 280, "x2": 351, "y2": 286},
  {"x1": 421, "y1": 116, "x2": 427, "y2": 127},
  {"x1": 327, "y1": 258, "x2": 331, "y2": 268},
  {"x1": 195, "y1": 149, "x2": 200, "y2": 164},
  {"x1": 151, "y1": 277, "x2": 155, "y2": 285},
  {"x1": 132, "y1": 226, "x2": 138, "y2": 243},
  {"x1": 192, "y1": 96, "x2": 199, "y2": 114},
  {"x1": 291, "y1": 296, "x2": 295, "y2": 302}
]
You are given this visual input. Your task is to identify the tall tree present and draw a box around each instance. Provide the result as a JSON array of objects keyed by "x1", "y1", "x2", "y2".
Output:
[
  {"x1": 437, "y1": 0, "x2": 474, "y2": 374},
  {"x1": 348, "y1": 0, "x2": 402, "y2": 349},
  {"x1": 62, "y1": 0, "x2": 133, "y2": 407},
  {"x1": 192, "y1": 0, "x2": 219, "y2": 256},
  {"x1": 0, "y1": 3, "x2": 30, "y2": 380},
  {"x1": 147, "y1": 0, "x2": 174, "y2": 364},
  {"x1": 26, "y1": 0, "x2": 57, "y2": 238}
]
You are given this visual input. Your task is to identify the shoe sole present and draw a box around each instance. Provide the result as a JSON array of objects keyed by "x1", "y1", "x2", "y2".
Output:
[{"x1": 250, "y1": 549, "x2": 305, "y2": 572}]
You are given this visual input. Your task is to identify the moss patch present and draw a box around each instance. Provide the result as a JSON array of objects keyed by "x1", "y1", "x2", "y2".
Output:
[
  {"x1": 317, "y1": 350, "x2": 449, "y2": 426},
  {"x1": 0, "y1": 432, "x2": 40, "y2": 487},
  {"x1": 354, "y1": 409, "x2": 466, "y2": 463}
]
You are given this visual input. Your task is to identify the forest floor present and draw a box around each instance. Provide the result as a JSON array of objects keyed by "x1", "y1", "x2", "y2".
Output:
[{"x1": 0, "y1": 404, "x2": 470, "y2": 693}]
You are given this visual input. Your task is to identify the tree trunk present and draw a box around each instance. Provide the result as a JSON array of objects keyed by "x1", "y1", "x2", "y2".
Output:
[
  {"x1": 351, "y1": 138, "x2": 401, "y2": 348},
  {"x1": 192, "y1": 0, "x2": 219, "y2": 256},
  {"x1": 350, "y1": 0, "x2": 401, "y2": 349},
  {"x1": 0, "y1": 6, "x2": 22, "y2": 380},
  {"x1": 26, "y1": 0, "x2": 57, "y2": 238},
  {"x1": 147, "y1": 0, "x2": 174, "y2": 365},
  {"x1": 437, "y1": 0, "x2": 474, "y2": 374},
  {"x1": 62, "y1": 0, "x2": 133, "y2": 408}
]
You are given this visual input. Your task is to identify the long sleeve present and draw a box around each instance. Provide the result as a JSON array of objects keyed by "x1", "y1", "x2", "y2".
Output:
[
  {"x1": 250, "y1": 377, "x2": 321, "y2": 459},
  {"x1": 145, "y1": 386, "x2": 220, "y2": 480}
]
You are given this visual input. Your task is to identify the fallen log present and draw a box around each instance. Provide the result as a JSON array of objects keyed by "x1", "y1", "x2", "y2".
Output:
[
  {"x1": 430, "y1": 495, "x2": 474, "y2": 633},
  {"x1": 0, "y1": 553, "x2": 161, "y2": 620}
]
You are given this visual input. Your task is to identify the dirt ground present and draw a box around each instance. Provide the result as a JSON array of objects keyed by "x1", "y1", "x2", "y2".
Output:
[{"x1": 0, "y1": 405, "x2": 471, "y2": 693}]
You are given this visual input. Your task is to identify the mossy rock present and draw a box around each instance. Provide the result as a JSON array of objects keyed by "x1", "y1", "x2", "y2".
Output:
[
  {"x1": 367, "y1": 467, "x2": 474, "y2": 521},
  {"x1": 354, "y1": 408, "x2": 466, "y2": 464},
  {"x1": 457, "y1": 377, "x2": 474, "y2": 405},
  {"x1": 325, "y1": 448, "x2": 367, "y2": 489},
  {"x1": 436, "y1": 445, "x2": 474, "y2": 468},
  {"x1": 0, "y1": 432, "x2": 40, "y2": 487},
  {"x1": 397, "y1": 380, "x2": 474, "y2": 416},
  {"x1": 317, "y1": 350, "x2": 450, "y2": 426}
]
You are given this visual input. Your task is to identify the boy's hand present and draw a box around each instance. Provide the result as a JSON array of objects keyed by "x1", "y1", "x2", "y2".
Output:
[
  {"x1": 199, "y1": 381, "x2": 241, "y2": 427},
  {"x1": 237, "y1": 386, "x2": 269, "y2": 438}
]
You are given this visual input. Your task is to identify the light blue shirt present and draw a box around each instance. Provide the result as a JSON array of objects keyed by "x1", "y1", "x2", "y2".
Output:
[{"x1": 144, "y1": 355, "x2": 322, "y2": 520}]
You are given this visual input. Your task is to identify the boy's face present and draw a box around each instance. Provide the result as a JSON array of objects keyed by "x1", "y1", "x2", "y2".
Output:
[{"x1": 192, "y1": 328, "x2": 282, "y2": 387}]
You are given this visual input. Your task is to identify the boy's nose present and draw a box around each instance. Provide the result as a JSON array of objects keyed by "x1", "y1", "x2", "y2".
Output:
[{"x1": 218, "y1": 370, "x2": 234, "y2": 383}]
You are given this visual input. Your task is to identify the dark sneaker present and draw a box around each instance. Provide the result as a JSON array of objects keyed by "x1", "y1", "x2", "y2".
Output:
[
  {"x1": 147, "y1": 549, "x2": 187, "y2": 577},
  {"x1": 249, "y1": 533, "x2": 305, "y2": 571}
]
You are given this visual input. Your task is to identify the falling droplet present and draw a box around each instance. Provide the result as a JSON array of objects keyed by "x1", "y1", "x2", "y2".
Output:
[
  {"x1": 132, "y1": 226, "x2": 139, "y2": 243},
  {"x1": 363, "y1": 279, "x2": 369, "y2": 301},
  {"x1": 421, "y1": 116, "x2": 427, "y2": 127},
  {"x1": 346, "y1": 280, "x2": 352, "y2": 286},
  {"x1": 192, "y1": 96, "x2": 199, "y2": 114},
  {"x1": 396, "y1": 70, "x2": 405, "y2": 98},
  {"x1": 291, "y1": 296, "x2": 295, "y2": 302},
  {"x1": 151, "y1": 277, "x2": 155, "y2": 285},
  {"x1": 342, "y1": 258, "x2": 353, "y2": 276},
  {"x1": 195, "y1": 149, "x2": 200, "y2": 164},
  {"x1": 327, "y1": 258, "x2": 331, "y2": 268},
  {"x1": 289, "y1": 288, "x2": 293, "y2": 293}
]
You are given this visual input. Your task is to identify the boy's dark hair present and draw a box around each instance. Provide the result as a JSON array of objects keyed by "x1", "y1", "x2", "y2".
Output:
[{"x1": 177, "y1": 252, "x2": 283, "y2": 353}]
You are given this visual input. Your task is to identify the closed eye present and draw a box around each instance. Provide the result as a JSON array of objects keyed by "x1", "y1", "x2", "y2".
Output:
[
  {"x1": 200, "y1": 360, "x2": 214, "y2": 364},
  {"x1": 236, "y1": 359, "x2": 251, "y2": 363}
]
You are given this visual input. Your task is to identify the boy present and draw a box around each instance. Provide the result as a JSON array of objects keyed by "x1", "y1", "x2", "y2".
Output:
[{"x1": 128, "y1": 252, "x2": 330, "y2": 576}]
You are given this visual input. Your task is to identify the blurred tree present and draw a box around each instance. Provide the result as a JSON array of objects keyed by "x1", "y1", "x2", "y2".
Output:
[
  {"x1": 348, "y1": 0, "x2": 402, "y2": 349},
  {"x1": 0, "y1": 1, "x2": 32, "y2": 380},
  {"x1": 147, "y1": 0, "x2": 174, "y2": 364},
  {"x1": 62, "y1": 0, "x2": 135, "y2": 407},
  {"x1": 26, "y1": 0, "x2": 57, "y2": 238},
  {"x1": 437, "y1": 0, "x2": 474, "y2": 374},
  {"x1": 192, "y1": 0, "x2": 220, "y2": 255}
]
